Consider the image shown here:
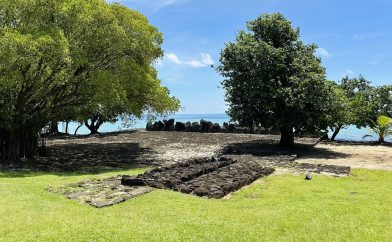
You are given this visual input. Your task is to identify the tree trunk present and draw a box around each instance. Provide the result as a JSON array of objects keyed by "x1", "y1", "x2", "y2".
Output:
[
  {"x1": 0, "y1": 128, "x2": 37, "y2": 164},
  {"x1": 65, "y1": 121, "x2": 69, "y2": 134},
  {"x1": 74, "y1": 122, "x2": 83, "y2": 135},
  {"x1": 49, "y1": 121, "x2": 59, "y2": 135},
  {"x1": 84, "y1": 116, "x2": 104, "y2": 134},
  {"x1": 331, "y1": 126, "x2": 342, "y2": 141},
  {"x1": 279, "y1": 126, "x2": 294, "y2": 147},
  {"x1": 379, "y1": 135, "x2": 384, "y2": 143}
]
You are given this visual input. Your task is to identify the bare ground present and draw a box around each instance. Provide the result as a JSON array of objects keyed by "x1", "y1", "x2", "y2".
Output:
[
  {"x1": 296, "y1": 142, "x2": 392, "y2": 170},
  {"x1": 41, "y1": 130, "x2": 391, "y2": 206},
  {"x1": 39, "y1": 130, "x2": 392, "y2": 172}
]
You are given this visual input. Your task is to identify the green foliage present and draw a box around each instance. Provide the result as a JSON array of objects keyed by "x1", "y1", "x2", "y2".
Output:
[
  {"x1": 340, "y1": 75, "x2": 376, "y2": 128},
  {"x1": 374, "y1": 85, "x2": 392, "y2": 117},
  {"x1": 330, "y1": 76, "x2": 392, "y2": 141},
  {"x1": 363, "y1": 115, "x2": 392, "y2": 143},
  {"x1": 217, "y1": 13, "x2": 338, "y2": 146},
  {"x1": 0, "y1": 0, "x2": 179, "y2": 161}
]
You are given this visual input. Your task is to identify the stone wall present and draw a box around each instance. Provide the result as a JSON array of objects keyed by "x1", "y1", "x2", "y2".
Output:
[{"x1": 146, "y1": 119, "x2": 244, "y2": 133}]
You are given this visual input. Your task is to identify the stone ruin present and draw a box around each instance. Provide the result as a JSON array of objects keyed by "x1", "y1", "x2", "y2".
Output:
[
  {"x1": 52, "y1": 157, "x2": 350, "y2": 208},
  {"x1": 122, "y1": 157, "x2": 275, "y2": 199},
  {"x1": 146, "y1": 119, "x2": 240, "y2": 133}
]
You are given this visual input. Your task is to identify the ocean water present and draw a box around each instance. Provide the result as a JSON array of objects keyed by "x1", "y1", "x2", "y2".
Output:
[
  {"x1": 60, "y1": 114, "x2": 392, "y2": 143},
  {"x1": 61, "y1": 114, "x2": 231, "y2": 135}
]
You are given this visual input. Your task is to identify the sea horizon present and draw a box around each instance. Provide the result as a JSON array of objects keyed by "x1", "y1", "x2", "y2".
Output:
[{"x1": 59, "y1": 113, "x2": 391, "y2": 143}]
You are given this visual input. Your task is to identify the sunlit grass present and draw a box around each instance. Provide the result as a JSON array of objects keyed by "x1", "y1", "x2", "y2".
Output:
[{"x1": 0, "y1": 169, "x2": 391, "y2": 241}]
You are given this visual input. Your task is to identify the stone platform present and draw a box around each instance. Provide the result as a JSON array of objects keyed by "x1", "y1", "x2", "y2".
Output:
[{"x1": 122, "y1": 157, "x2": 275, "y2": 198}]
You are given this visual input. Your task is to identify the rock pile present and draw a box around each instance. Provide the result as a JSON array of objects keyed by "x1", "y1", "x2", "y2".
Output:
[
  {"x1": 147, "y1": 119, "x2": 239, "y2": 133},
  {"x1": 122, "y1": 157, "x2": 275, "y2": 198},
  {"x1": 181, "y1": 162, "x2": 275, "y2": 198}
]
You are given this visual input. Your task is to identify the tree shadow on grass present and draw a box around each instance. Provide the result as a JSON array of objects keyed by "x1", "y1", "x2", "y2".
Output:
[
  {"x1": 0, "y1": 142, "x2": 155, "y2": 178},
  {"x1": 220, "y1": 139, "x2": 352, "y2": 159},
  {"x1": 45, "y1": 130, "x2": 139, "y2": 141}
]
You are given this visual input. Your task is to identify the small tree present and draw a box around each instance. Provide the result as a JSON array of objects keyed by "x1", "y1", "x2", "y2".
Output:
[
  {"x1": 218, "y1": 13, "x2": 338, "y2": 147},
  {"x1": 363, "y1": 115, "x2": 392, "y2": 143}
]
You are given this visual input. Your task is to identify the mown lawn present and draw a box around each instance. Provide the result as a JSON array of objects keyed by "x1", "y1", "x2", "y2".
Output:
[{"x1": 0, "y1": 169, "x2": 391, "y2": 241}]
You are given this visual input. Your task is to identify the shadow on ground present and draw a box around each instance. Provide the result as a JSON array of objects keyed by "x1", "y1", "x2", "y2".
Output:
[
  {"x1": 221, "y1": 139, "x2": 351, "y2": 159},
  {"x1": 0, "y1": 142, "x2": 154, "y2": 177}
]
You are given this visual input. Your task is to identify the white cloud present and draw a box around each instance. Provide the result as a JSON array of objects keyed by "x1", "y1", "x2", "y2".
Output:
[
  {"x1": 166, "y1": 53, "x2": 182, "y2": 64},
  {"x1": 107, "y1": 0, "x2": 183, "y2": 10},
  {"x1": 315, "y1": 47, "x2": 331, "y2": 58},
  {"x1": 352, "y1": 32, "x2": 387, "y2": 40},
  {"x1": 159, "y1": 0, "x2": 178, "y2": 7},
  {"x1": 166, "y1": 52, "x2": 214, "y2": 68}
]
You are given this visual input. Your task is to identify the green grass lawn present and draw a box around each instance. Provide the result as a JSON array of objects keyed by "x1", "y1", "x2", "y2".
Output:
[{"x1": 1, "y1": 169, "x2": 391, "y2": 242}]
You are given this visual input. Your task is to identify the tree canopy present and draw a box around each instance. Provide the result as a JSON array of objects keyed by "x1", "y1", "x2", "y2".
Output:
[
  {"x1": 0, "y1": 0, "x2": 179, "y2": 163},
  {"x1": 328, "y1": 76, "x2": 392, "y2": 140},
  {"x1": 217, "y1": 13, "x2": 340, "y2": 146}
]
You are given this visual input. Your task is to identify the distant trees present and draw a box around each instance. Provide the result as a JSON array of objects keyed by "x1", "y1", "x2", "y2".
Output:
[
  {"x1": 218, "y1": 13, "x2": 340, "y2": 147},
  {"x1": 330, "y1": 76, "x2": 392, "y2": 140},
  {"x1": 329, "y1": 75, "x2": 374, "y2": 140},
  {"x1": 0, "y1": 0, "x2": 179, "y2": 163}
]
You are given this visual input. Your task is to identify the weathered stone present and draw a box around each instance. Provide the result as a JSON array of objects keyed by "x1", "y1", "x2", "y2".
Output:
[
  {"x1": 194, "y1": 186, "x2": 210, "y2": 196},
  {"x1": 123, "y1": 157, "x2": 275, "y2": 199},
  {"x1": 222, "y1": 122, "x2": 229, "y2": 132},
  {"x1": 200, "y1": 120, "x2": 213, "y2": 133},
  {"x1": 175, "y1": 122, "x2": 186, "y2": 131},
  {"x1": 211, "y1": 123, "x2": 221, "y2": 133},
  {"x1": 191, "y1": 122, "x2": 201, "y2": 132},
  {"x1": 305, "y1": 173, "x2": 312, "y2": 180},
  {"x1": 51, "y1": 176, "x2": 153, "y2": 208},
  {"x1": 163, "y1": 119, "x2": 175, "y2": 131},
  {"x1": 228, "y1": 124, "x2": 236, "y2": 133},
  {"x1": 146, "y1": 122, "x2": 156, "y2": 131},
  {"x1": 121, "y1": 177, "x2": 146, "y2": 186},
  {"x1": 185, "y1": 122, "x2": 193, "y2": 132},
  {"x1": 156, "y1": 121, "x2": 164, "y2": 131}
]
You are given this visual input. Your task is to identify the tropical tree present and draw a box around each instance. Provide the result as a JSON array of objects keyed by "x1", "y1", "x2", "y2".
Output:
[
  {"x1": 373, "y1": 85, "x2": 392, "y2": 117},
  {"x1": 0, "y1": 0, "x2": 179, "y2": 163},
  {"x1": 363, "y1": 115, "x2": 392, "y2": 143},
  {"x1": 330, "y1": 77, "x2": 392, "y2": 141},
  {"x1": 217, "y1": 13, "x2": 339, "y2": 147},
  {"x1": 329, "y1": 75, "x2": 375, "y2": 140}
]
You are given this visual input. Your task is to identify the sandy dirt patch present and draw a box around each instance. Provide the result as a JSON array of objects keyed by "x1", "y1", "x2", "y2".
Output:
[{"x1": 297, "y1": 142, "x2": 392, "y2": 170}]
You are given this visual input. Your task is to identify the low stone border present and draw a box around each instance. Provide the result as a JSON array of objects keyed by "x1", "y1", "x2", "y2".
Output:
[
  {"x1": 49, "y1": 176, "x2": 153, "y2": 208},
  {"x1": 297, "y1": 163, "x2": 351, "y2": 175}
]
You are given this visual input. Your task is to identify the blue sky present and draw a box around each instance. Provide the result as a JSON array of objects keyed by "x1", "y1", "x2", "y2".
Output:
[{"x1": 110, "y1": 0, "x2": 392, "y2": 114}]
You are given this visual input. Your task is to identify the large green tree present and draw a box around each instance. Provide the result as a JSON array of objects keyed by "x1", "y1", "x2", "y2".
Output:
[
  {"x1": 0, "y1": 0, "x2": 179, "y2": 163},
  {"x1": 217, "y1": 13, "x2": 339, "y2": 146}
]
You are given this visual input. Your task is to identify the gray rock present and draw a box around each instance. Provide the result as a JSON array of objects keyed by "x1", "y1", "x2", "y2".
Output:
[{"x1": 305, "y1": 173, "x2": 312, "y2": 180}]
